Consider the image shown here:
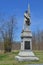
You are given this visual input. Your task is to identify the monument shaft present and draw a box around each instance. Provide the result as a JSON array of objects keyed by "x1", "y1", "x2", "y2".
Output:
[{"x1": 15, "y1": 5, "x2": 39, "y2": 61}]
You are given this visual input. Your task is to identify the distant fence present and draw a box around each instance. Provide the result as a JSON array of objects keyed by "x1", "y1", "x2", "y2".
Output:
[
  {"x1": 0, "y1": 42, "x2": 43, "y2": 51},
  {"x1": 0, "y1": 43, "x2": 21, "y2": 50}
]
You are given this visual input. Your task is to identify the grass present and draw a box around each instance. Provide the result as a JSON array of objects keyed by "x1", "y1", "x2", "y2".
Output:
[{"x1": 0, "y1": 50, "x2": 43, "y2": 65}]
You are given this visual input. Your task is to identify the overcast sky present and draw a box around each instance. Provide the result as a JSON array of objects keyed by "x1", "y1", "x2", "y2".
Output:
[{"x1": 0, "y1": 0, "x2": 43, "y2": 41}]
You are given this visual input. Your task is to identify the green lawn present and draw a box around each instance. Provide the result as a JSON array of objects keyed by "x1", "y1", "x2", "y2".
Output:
[{"x1": 0, "y1": 50, "x2": 43, "y2": 65}]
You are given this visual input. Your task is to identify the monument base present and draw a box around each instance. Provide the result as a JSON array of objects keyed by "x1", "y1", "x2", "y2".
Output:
[{"x1": 15, "y1": 50, "x2": 39, "y2": 61}]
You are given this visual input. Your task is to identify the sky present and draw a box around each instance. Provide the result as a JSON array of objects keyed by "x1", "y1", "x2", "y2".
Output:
[{"x1": 0, "y1": 0, "x2": 43, "y2": 41}]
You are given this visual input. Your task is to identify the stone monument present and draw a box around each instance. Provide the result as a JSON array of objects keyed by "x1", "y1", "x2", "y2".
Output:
[{"x1": 15, "y1": 5, "x2": 39, "y2": 61}]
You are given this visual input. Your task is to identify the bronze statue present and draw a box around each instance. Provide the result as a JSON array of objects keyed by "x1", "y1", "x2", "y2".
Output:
[{"x1": 24, "y1": 11, "x2": 30, "y2": 26}]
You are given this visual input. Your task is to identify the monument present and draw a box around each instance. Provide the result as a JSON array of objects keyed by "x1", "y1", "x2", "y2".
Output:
[{"x1": 15, "y1": 5, "x2": 39, "y2": 61}]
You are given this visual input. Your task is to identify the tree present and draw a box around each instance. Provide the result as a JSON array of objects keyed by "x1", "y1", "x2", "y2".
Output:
[
  {"x1": 0, "y1": 16, "x2": 17, "y2": 52},
  {"x1": 32, "y1": 32, "x2": 36, "y2": 50}
]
